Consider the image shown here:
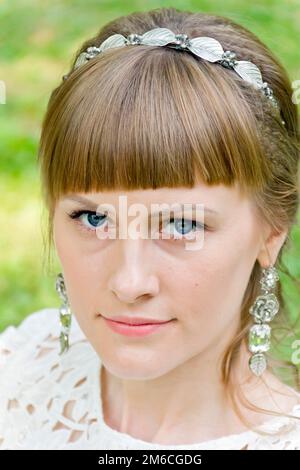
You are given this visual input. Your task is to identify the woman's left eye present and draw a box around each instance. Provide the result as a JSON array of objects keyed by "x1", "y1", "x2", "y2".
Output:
[
  {"x1": 161, "y1": 217, "x2": 206, "y2": 239},
  {"x1": 68, "y1": 210, "x2": 108, "y2": 231}
]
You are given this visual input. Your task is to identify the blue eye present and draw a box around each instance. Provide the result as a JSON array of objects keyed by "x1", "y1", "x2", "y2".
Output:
[
  {"x1": 162, "y1": 217, "x2": 205, "y2": 239},
  {"x1": 68, "y1": 210, "x2": 107, "y2": 231}
]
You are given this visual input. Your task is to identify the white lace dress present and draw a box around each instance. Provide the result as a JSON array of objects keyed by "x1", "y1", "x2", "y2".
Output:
[{"x1": 0, "y1": 308, "x2": 300, "y2": 450}]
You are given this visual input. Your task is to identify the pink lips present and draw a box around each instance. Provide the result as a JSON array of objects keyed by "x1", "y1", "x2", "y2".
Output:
[
  {"x1": 101, "y1": 316, "x2": 175, "y2": 337},
  {"x1": 103, "y1": 314, "x2": 171, "y2": 325}
]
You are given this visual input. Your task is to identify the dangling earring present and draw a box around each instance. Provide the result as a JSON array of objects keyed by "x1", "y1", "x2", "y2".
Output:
[
  {"x1": 248, "y1": 264, "x2": 280, "y2": 376},
  {"x1": 55, "y1": 272, "x2": 72, "y2": 355}
]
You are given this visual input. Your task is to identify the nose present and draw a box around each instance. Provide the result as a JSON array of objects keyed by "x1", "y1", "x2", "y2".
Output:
[{"x1": 108, "y1": 239, "x2": 160, "y2": 304}]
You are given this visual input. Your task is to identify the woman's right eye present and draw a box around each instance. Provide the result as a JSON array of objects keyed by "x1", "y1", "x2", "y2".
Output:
[{"x1": 68, "y1": 210, "x2": 108, "y2": 232}]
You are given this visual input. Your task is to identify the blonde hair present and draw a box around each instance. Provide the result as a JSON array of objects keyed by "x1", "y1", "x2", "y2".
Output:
[{"x1": 38, "y1": 7, "x2": 300, "y2": 432}]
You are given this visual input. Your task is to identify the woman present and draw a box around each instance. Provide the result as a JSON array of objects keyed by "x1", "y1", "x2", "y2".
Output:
[{"x1": 1, "y1": 7, "x2": 300, "y2": 450}]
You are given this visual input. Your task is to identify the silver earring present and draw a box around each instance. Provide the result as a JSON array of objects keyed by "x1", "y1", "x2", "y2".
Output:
[
  {"x1": 248, "y1": 264, "x2": 280, "y2": 376},
  {"x1": 55, "y1": 272, "x2": 72, "y2": 355}
]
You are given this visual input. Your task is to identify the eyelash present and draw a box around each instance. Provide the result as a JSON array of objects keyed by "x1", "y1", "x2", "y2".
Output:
[{"x1": 67, "y1": 209, "x2": 207, "y2": 239}]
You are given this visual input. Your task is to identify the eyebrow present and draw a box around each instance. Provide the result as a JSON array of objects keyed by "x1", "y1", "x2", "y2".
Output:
[{"x1": 62, "y1": 194, "x2": 219, "y2": 215}]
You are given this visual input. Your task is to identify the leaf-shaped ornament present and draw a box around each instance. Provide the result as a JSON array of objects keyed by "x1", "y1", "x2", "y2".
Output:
[
  {"x1": 188, "y1": 37, "x2": 224, "y2": 62},
  {"x1": 233, "y1": 61, "x2": 264, "y2": 89},
  {"x1": 99, "y1": 34, "x2": 127, "y2": 53},
  {"x1": 140, "y1": 27, "x2": 176, "y2": 46}
]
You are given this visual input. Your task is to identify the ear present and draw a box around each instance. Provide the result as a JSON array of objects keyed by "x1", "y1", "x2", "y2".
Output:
[{"x1": 257, "y1": 225, "x2": 288, "y2": 268}]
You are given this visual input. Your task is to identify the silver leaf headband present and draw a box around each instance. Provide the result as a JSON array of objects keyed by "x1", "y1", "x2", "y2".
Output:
[{"x1": 63, "y1": 27, "x2": 285, "y2": 126}]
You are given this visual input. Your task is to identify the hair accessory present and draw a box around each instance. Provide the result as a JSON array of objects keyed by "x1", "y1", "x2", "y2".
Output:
[{"x1": 63, "y1": 27, "x2": 285, "y2": 126}]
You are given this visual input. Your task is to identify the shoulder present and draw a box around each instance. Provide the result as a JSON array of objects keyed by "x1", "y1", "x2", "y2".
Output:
[
  {"x1": 0, "y1": 307, "x2": 84, "y2": 362},
  {"x1": 0, "y1": 307, "x2": 99, "y2": 449},
  {"x1": 243, "y1": 371, "x2": 300, "y2": 449},
  {"x1": 247, "y1": 403, "x2": 300, "y2": 449},
  {"x1": 0, "y1": 308, "x2": 58, "y2": 358}
]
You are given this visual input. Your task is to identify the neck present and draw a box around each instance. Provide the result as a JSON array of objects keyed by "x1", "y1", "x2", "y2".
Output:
[{"x1": 99, "y1": 320, "x2": 261, "y2": 445}]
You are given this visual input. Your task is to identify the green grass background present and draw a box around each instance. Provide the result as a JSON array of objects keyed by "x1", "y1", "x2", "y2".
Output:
[{"x1": 0, "y1": 0, "x2": 299, "y2": 372}]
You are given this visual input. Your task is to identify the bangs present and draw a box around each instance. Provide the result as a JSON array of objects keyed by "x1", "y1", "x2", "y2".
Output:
[{"x1": 38, "y1": 45, "x2": 270, "y2": 206}]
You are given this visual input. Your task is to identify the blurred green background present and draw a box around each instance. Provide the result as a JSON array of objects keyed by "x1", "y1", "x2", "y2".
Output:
[{"x1": 0, "y1": 0, "x2": 299, "y2": 365}]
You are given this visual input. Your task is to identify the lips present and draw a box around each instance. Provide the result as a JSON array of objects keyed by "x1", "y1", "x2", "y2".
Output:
[
  {"x1": 101, "y1": 315, "x2": 173, "y2": 325},
  {"x1": 102, "y1": 316, "x2": 175, "y2": 337}
]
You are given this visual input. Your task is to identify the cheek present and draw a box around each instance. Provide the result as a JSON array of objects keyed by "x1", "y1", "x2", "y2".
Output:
[
  {"x1": 53, "y1": 215, "x2": 104, "y2": 316},
  {"x1": 168, "y1": 228, "x2": 258, "y2": 330}
]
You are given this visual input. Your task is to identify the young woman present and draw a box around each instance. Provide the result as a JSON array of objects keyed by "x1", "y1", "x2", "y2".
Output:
[{"x1": 1, "y1": 7, "x2": 300, "y2": 450}]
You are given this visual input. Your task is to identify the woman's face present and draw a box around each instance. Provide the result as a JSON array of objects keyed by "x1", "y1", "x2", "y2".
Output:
[{"x1": 53, "y1": 181, "x2": 272, "y2": 379}]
